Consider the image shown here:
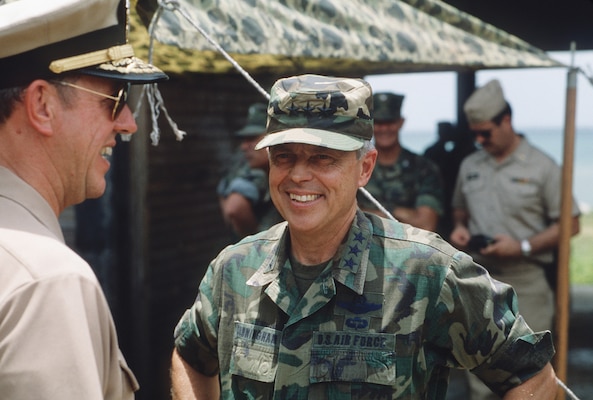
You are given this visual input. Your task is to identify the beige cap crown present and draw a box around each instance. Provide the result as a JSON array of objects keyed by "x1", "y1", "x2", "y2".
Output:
[
  {"x1": 0, "y1": 0, "x2": 167, "y2": 88},
  {"x1": 463, "y1": 79, "x2": 507, "y2": 124}
]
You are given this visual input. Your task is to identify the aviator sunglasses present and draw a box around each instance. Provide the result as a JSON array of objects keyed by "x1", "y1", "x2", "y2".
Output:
[
  {"x1": 470, "y1": 128, "x2": 492, "y2": 140},
  {"x1": 53, "y1": 81, "x2": 130, "y2": 120}
]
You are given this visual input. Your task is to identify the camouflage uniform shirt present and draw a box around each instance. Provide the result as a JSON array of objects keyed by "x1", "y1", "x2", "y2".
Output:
[
  {"x1": 358, "y1": 148, "x2": 444, "y2": 216},
  {"x1": 174, "y1": 210, "x2": 553, "y2": 399},
  {"x1": 217, "y1": 159, "x2": 282, "y2": 233}
]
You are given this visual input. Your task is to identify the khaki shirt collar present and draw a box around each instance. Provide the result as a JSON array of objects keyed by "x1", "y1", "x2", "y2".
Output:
[{"x1": 0, "y1": 166, "x2": 64, "y2": 242}]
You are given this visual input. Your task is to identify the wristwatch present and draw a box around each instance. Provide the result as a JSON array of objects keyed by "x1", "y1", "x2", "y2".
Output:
[{"x1": 520, "y1": 239, "x2": 532, "y2": 257}]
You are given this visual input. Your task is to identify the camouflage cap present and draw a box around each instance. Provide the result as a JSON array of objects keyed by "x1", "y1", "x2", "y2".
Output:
[
  {"x1": 464, "y1": 79, "x2": 507, "y2": 124},
  {"x1": 373, "y1": 92, "x2": 404, "y2": 122},
  {"x1": 255, "y1": 74, "x2": 373, "y2": 151},
  {"x1": 235, "y1": 103, "x2": 268, "y2": 137}
]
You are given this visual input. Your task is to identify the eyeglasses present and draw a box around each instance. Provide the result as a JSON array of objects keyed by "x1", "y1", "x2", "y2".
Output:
[
  {"x1": 53, "y1": 81, "x2": 130, "y2": 120},
  {"x1": 471, "y1": 128, "x2": 492, "y2": 140}
]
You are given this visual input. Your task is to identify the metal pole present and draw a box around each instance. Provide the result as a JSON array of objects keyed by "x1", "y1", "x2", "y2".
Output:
[
  {"x1": 554, "y1": 43, "x2": 578, "y2": 400},
  {"x1": 456, "y1": 71, "x2": 475, "y2": 133}
]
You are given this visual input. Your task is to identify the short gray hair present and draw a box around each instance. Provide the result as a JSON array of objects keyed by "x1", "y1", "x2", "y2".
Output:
[{"x1": 356, "y1": 140, "x2": 375, "y2": 159}]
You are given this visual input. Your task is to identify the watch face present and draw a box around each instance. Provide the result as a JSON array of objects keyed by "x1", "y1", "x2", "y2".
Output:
[{"x1": 521, "y1": 240, "x2": 532, "y2": 256}]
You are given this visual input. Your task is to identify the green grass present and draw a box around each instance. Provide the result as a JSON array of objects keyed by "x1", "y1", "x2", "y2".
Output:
[{"x1": 570, "y1": 212, "x2": 593, "y2": 284}]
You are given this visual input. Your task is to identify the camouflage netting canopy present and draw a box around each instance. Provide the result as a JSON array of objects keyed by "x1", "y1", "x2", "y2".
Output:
[{"x1": 134, "y1": 0, "x2": 563, "y2": 77}]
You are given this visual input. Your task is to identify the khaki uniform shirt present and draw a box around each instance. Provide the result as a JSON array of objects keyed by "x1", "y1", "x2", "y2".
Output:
[
  {"x1": 0, "y1": 167, "x2": 138, "y2": 399},
  {"x1": 452, "y1": 137, "x2": 580, "y2": 265},
  {"x1": 174, "y1": 210, "x2": 554, "y2": 399}
]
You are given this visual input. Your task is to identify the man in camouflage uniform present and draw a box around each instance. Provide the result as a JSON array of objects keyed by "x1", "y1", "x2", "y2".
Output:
[
  {"x1": 217, "y1": 103, "x2": 282, "y2": 240},
  {"x1": 171, "y1": 74, "x2": 558, "y2": 399},
  {"x1": 358, "y1": 92, "x2": 444, "y2": 232}
]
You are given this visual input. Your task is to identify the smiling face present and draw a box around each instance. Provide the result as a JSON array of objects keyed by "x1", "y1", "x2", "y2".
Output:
[
  {"x1": 53, "y1": 75, "x2": 137, "y2": 205},
  {"x1": 268, "y1": 142, "x2": 376, "y2": 238},
  {"x1": 372, "y1": 118, "x2": 404, "y2": 151}
]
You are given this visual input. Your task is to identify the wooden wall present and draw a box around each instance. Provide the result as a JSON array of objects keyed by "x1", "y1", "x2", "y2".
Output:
[{"x1": 68, "y1": 72, "x2": 281, "y2": 399}]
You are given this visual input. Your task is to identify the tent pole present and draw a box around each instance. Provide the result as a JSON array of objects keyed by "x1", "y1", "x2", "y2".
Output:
[
  {"x1": 553, "y1": 45, "x2": 578, "y2": 400},
  {"x1": 456, "y1": 71, "x2": 475, "y2": 132}
]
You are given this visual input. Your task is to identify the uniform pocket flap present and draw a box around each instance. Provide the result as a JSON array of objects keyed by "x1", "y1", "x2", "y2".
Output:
[
  {"x1": 230, "y1": 322, "x2": 280, "y2": 382},
  {"x1": 310, "y1": 331, "x2": 396, "y2": 386}
]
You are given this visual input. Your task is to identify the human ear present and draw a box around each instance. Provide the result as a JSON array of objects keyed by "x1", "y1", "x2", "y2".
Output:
[
  {"x1": 358, "y1": 148, "x2": 377, "y2": 187},
  {"x1": 24, "y1": 80, "x2": 58, "y2": 137}
]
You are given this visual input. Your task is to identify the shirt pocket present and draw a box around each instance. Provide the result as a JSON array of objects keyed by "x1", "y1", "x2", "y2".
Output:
[
  {"x1": 510, "y1": 177, "x2": 539, "y2": 198},
  {"x1": 230, "y1": 322, "x2": 280, "y2": 383},
  {"x1": 462, "y1": 172, "x2": 486, "y2": 195},
  {"x1": 309, "y1": 332, "x2": 396, "y2": 386}
]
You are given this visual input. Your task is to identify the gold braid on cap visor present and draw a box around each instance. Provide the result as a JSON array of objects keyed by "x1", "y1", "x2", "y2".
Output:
[{"x1": 48, "y1": 44, "x2": 135, "y2": 74}]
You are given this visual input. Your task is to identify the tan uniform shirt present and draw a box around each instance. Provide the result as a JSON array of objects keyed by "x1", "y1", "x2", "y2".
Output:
[
  {"x1": 452, "y1": 137, "x2": 580, "y2": 265},
  {"x1": 0, "y1": 167, "x2": 138, "y2": 399},
  {"x1": 451, "y1": 136, "x2": 580, "y2": 334}
]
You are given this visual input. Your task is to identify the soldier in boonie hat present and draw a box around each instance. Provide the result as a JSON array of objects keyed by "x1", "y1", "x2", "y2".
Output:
[
  {"x1": 255, "y1": 74, "x2": 373, "y2": 151},
  {"x1": 0, "y1": 0, "x2": 167, "y2": 88}
]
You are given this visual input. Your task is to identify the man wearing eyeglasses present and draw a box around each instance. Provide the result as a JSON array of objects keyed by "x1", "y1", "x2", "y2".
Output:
[
  {"x1": 0, "y1": 0, "x2": 167, "y2": 399},
  {"x1": 450, "y1": 79, "x2": 581, "y2": 400}
]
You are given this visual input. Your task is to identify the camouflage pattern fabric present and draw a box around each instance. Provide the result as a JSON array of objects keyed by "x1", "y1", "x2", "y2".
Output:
[
  {"x1": 256, "y1": 74, "x2": 373, "y2": 151},
  {"x1": 358, "y1": 148, "x2": 445, "y2": 216},
  {"x1": 266, "y1": 74, "x2": 373, "y2": 140},
  {"x1": 134, "y1": 0, "x2": 562, "y2": 76},
  {"x1": 174, "y1": 210, "x2": 554, "y2": 399},
  {"x1": 217, "y1": 158, "x2": 282, "y2": 234}
]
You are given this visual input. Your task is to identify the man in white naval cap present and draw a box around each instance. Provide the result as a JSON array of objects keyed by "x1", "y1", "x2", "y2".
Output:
[{"x1": 0, "y1": 0, "x2": 167, "y2": 398}]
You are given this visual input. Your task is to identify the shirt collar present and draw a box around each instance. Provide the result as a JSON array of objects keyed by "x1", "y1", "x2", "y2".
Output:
[
  {"x1": 246, "y1": 210, "x2": 373, "y2": 295},
  {"x1": 0, "y1": 166, "x2": 65, "y2": 242},
  {"x1": 509, "y1": 134, "x2": 531, "y2": 164}
]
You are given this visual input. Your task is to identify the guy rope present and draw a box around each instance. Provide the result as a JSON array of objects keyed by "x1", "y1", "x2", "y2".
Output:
[{"x1": 139, "y1": 2, "x2": 582, "y2": 398}]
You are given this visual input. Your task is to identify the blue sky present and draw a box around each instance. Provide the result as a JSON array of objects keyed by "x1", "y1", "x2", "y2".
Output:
[{"x1": 365, "y1": 50, "x2": 593, "y2": 132}]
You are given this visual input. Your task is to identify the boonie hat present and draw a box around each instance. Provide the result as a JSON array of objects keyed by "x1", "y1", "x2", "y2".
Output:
[
  {"x1": 255, "y1": 74, "x2": 373, "y2": 151},
  {"x1": 235, "y1": 103, "x2": 268, "y2": 137},
  {"x1": 0, "y1": 0, "x2": 168, "y2": 89},
  {"x1": 463, "y1": 79, "x2": 507, "y2": 124},
  {"x1": 373, "y1": 92, "x2": 404, "y2": 122}
]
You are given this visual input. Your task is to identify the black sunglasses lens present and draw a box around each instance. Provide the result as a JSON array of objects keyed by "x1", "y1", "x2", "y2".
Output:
[{"x1": 112, "y1": 83, "x2": 130, "y2": 120}]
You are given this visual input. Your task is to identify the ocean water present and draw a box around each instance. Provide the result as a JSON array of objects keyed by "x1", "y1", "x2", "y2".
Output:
[{"x1": 400, "y1": 127, "x2": 593, "y2": 213}]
